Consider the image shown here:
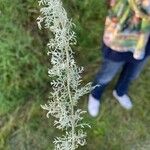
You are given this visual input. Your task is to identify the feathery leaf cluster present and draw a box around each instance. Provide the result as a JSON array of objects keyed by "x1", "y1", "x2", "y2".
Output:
[{"x1": 37, "y1": 0, "x2": 91, "y2": 149}]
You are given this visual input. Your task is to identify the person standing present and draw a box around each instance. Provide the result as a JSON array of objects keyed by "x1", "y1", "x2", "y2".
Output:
[{"x1": 88, "y1": 0, "x2": 150, "y2": 117}]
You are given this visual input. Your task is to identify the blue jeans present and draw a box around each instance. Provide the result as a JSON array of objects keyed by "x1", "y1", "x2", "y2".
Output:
[{"x1": 91, "y1": 57, "x2": 149, "y2": 100}]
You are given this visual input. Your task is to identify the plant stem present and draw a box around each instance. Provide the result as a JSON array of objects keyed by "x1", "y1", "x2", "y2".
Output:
[{"x1": 65, "y1": 46, "x2": 75, "y2": 150}]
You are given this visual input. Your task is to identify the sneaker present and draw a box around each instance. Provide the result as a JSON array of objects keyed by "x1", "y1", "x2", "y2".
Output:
[
  {"x1": 88, "y1": 94, "x2": 100, "y2": 117},
  {"x1": 113, "y1": 90, "x2": 133, "y2": 110}
]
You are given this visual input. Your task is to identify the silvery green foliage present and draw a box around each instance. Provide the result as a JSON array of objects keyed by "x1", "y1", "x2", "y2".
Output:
[{"x1": 37, "y1": 0, "x2": 91, "y2": 149}]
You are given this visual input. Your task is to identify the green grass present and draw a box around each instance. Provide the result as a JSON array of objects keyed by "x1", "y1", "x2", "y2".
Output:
[{"x1": 0, "y1": 0, "x2": 150, "y2": 149}]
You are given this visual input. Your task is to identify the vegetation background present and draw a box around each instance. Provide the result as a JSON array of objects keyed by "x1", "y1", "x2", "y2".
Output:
[{"x1": 0, "y1": 0, "x2": 149, "y2": 149}]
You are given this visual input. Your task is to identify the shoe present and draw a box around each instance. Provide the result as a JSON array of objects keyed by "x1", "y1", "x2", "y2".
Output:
[
  {"x1": 88, "y1": 94, "x2": 100, "y2": 117},
  {"x1": 113, "y1": 90, "x2": 133, "y2": 110}
]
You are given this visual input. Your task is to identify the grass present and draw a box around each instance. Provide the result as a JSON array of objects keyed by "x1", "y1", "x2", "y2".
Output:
[{"x1": 0, "y1": 0, "x2": 150, "y2": 149}]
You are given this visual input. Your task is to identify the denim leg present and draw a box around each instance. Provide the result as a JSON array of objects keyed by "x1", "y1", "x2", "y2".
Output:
[
  {"x1": 91, "y1": 58, "x2": 124, "y2": 100},
  {"x1": 115, "y1": 57, "x2": 149, "y2": 96}
]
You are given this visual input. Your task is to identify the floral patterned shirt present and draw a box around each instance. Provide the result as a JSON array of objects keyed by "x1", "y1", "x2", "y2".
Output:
[{"x1": 103, "y1": 0, "x2": 150, "y2": 60}]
